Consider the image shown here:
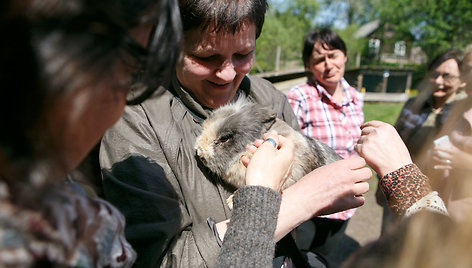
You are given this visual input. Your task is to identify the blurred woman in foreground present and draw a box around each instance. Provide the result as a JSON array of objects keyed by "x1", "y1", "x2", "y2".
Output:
[{"x1": 0, "y1": 0, "x2": 180, "y2": 266}]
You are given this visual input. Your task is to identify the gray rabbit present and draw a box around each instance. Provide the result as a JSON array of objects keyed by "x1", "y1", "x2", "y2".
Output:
[{"x1": 195, "y1": 96, "x2": 342, "y2": 205}]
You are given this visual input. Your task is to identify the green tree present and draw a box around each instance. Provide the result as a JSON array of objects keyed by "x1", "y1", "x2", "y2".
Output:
[
  {"x1": 377, "y1": 0, "x2": 472, "y2": 58},
  {"x1": 254, "y1": 0, "x2": 319, "y2": 72},
  {"x1": 337, "y1": 24, "x2": 368, "y2": 69},
  {"x1": 319, "y1": 0, "x2": 472, "y2": 61},
  {"x1": 255, "y1": 12, "x2": 291, "y2": 72}
]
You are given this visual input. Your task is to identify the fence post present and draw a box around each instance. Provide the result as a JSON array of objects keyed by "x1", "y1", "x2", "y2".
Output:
[
  {"x1": 357, "y1": 73, "x2": 363, "y2": 92},
  {"x1": 406, "y1": 72, "x2": 412, "y2": 91},
  {"x1": 275, "y1": 46, "x2": 281, "y2": 72},
  {"x1": 382, "y1": 70, "x2": 390, "y2": 93}
]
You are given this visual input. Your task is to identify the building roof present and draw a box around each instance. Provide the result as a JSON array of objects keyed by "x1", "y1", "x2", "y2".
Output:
[{"x1": 354, "y1": 19, "x2": 381, "y2": 38}]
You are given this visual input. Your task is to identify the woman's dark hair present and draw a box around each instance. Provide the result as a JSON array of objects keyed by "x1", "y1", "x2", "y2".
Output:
[
  {"x1": 178, "y1": 0, "x2": 267, "y2": 38},
  {"x1": 427, "y1": 49, "x2": 464, "y2": 72},
  {"x1": 302, "y1": 28, "x2": 347, "y2": 68},
  {"x1": 0, "y1": 0, "x2": 181, "y2": 160}
]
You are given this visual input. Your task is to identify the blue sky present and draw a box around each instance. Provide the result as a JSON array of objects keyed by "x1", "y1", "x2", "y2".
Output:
[{"x1": 268, "y1": 0, "x2": 349, "y2": 29}]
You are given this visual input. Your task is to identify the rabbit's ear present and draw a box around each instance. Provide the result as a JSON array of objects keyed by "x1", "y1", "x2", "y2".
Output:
[{"x1": 262, "y1": 112, "x2": 277, "y2": 133}]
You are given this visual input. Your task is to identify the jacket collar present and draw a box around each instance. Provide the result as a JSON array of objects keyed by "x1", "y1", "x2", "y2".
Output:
[{"x1": 170, "y1": 75, "x2": 253, "y2": 124}]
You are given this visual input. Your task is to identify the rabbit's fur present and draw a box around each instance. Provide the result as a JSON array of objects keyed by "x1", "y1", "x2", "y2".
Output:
[{"x1": 195, "y1": 96, "x2": 342, "y2": 196}]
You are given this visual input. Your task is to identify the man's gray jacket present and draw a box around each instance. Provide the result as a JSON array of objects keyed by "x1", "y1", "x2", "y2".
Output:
[{"x1": 100, "y1": 75, "x2": 299, "y2": 267}]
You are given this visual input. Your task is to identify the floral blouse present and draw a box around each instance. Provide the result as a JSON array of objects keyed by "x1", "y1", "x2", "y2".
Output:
[{"x1": 0, "y1": 178, "x2": 135, "y2": 267}]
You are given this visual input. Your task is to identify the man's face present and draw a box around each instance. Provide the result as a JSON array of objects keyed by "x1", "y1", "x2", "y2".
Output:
[{"x1": 176, "y1": 23, "x2": 256, "y2": 108}]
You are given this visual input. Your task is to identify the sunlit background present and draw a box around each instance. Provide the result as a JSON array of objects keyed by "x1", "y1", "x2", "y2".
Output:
[{"x1": 256, "y1": 0, "x2": 471, "y2": 76}]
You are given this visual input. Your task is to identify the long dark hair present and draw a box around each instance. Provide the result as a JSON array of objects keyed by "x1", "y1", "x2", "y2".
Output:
[{"x1": 0, "y1": 0, "x2": 181, "y2": 161}]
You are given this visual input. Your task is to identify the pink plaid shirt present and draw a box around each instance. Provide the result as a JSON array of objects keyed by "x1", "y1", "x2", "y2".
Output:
[{"x1": 286, "y1": 77, "x2": 364, "y2": 220}]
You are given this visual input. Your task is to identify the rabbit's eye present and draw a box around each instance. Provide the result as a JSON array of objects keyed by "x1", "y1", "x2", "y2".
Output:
[{"x1": 217, "y1": 133, "x2": 233, "y2": 144}]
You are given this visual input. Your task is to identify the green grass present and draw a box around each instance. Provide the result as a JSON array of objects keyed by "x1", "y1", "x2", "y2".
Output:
[
  {"x1": 363, "y1": 102, "x2": 404, "y2": 185},
  {"x1": 363, "y1": 102, "x2": 403, "y2": 125}
]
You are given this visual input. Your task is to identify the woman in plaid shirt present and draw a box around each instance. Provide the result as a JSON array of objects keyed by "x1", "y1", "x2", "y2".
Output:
[{"x1": 286, "y1": 27, "x2": 364, "y2": 266}]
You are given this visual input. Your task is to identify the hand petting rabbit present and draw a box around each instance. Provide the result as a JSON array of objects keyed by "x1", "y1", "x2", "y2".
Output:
[{"x1": 195, "y1": 96, "x2": 341, "y2": 207}]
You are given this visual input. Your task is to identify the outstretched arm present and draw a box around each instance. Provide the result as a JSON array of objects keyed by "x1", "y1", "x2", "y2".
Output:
[
  {"x1": 275, "y1": 156, "x2": 371, "y2": 241},
  {"x1": 355, "y1": 120, "x2": 447, "y2": 216}
]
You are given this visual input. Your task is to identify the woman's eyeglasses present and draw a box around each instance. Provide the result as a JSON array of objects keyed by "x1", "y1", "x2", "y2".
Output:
[{"x1": 429, "y1": 72, "x2": 460, "y2": 83}]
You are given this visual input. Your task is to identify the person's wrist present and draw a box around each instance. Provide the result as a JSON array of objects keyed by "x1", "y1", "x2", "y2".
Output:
[
  {"x1": 246, "y1": 174, "x2": 277, "y2": 190},
  {"x1": 275, "y1": 188, "x2": 307, "y2": 242},
  {"x1": 281, "y1": 182, "x2": 315, "y2": 221},
  {"x1": 378, "y1": 160, "x2": 413, "y2": 177}
]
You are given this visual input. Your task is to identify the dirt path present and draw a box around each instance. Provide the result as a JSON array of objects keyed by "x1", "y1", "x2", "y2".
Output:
[{"x1": 326, "y1": 176, "x2": 383, "y2": 267}]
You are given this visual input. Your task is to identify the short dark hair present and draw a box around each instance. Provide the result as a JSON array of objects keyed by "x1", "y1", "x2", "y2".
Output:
[
  {"x1": 428, "y1": 49, "x2": 464, "y2": 72},
  {"x1": 178, "y1": 0, "x2": 267, "y2": 38},
  {"x1": 302, "y1": 28, "x2": 347, "y2": 68}
]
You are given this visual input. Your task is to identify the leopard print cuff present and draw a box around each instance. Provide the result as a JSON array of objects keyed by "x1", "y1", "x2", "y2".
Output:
[{"x1": 380, "y1": 164, "x2": 432, "y2": 216}]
